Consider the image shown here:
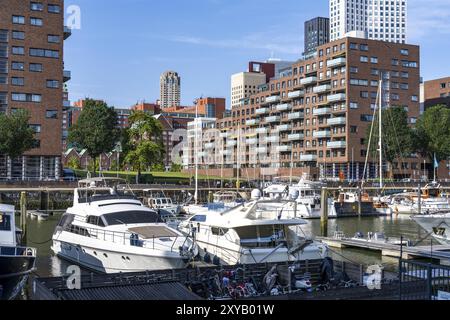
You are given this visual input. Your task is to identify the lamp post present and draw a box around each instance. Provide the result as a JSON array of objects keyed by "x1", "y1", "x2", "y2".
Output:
[{"x1": 115, "y1": 142, "x2": 123, "y2": 179}]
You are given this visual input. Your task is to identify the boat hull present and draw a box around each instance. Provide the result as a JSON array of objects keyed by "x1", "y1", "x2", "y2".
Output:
[
  {"x1": 0, "y1": 255, "x2": 36, "y2": 300},
  {"x1": 333, "y1": 202, "x2": 390, "y2": 217},
  {"x1": 412, "y1": 215, "x2": 450, "y2": 245},
  {"x1": 52, "y1": 240, "x2": 187, "y2": 274}
]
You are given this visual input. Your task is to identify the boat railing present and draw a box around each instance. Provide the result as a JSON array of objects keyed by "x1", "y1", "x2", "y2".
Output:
[
  {"x1": 61, "y1": 224, "x2": 183, "y2": 253},
  {"x1": 0, "y1": 246, "x2": 36, "y2": 257}
]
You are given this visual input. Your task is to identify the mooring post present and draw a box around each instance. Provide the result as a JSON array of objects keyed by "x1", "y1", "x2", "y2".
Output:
[
  {"x1": 357, "y1": 187, "x2": 362, "y2": 216},
  {"x1": 417, "y1": 183, "x2": 422, "y2": 215},
  {"x1": 321, "y1": 187, "x2": 328, "y2": 237},
  {"x1": 20, "y1": 191, "x2": 27, "y2": 246}
]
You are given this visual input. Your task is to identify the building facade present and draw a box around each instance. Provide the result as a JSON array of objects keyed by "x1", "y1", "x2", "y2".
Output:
[
  {"x1": 231, "y1": 71, "x2": 267, "y2": 109},
  {"x1": 160, "y1": 71, "x2": 181, "y2": 108},
  {"x1": 304, "y1": 17, "x2": 330, "y2": 58},
  {"x1": 0, "y1": 0, "x2": 69, "y2": 180},
  {"x1": 185, "y1": 38, "x2": 422, "y2": 181},
  {"x1": 423, "y1": 77, "x2": 450, "y2": 110},
  {"x1": 330, "y1": 0, "x2": 407, "y2": 44}
]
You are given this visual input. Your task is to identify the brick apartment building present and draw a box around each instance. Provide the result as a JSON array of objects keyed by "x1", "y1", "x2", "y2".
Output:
[
  {"x1": 0, "y1": 0, "x2": 69, "y2": 180},
  {"x1": 185, "y1": 37, "x2": 423, "y2": 181},
  {"x1": 423, "y1": 76, "x2": 450, "y2": 110}
]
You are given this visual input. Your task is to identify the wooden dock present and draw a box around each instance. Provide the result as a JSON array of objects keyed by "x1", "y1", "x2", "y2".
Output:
[{"x1": 316, "y1": 236, "x2": 450, "y2": 264}]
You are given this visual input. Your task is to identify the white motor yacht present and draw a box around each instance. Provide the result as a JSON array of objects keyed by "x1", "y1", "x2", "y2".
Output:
[
  {"x1": 0, "y1": 205, "x2": 36, "y2": 300},
  {"x1": 51, "y1": 178, "x2": 197, "y2": 274},
  {"x1": 412, "y1": 212, "x2": 450, "y2": 245},
  {"x1": 178, "y1": 200, "x2": 328, "y2": 266}
]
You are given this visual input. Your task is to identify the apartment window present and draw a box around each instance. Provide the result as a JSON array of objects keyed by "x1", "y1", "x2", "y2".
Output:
[
  {"x1": 11, "y1": 77, "x2": 24, "y2": 86},
  {"x1": 12, "y1": 31, "x2": 25, "y2": 40},
  {"x1": 350, "y1": 66, "x2": 358, "y2": 73},
  {"x1": 392, "y1": 59, "x2": 399, "y2": 66},
  {"x1": 48, "y1": 4, "x2": 61, "y2": 13},
  {"x1": 400, "y1": 83, "x2": 409, "y2": 90},
  {"x1": 29, "y1": 124, "x2": 41, "y2": 133},
  {"x1": 360, "y1": 91, "x2": 369, "y2": 98},
  {"x1": 30, "y1": 18, "x2": 43, "y2": 26},
  {"x1": 11, "y1": 93, "x2": 42, "y2": 102},
  {"x1": 0, "y1": 44, "x2": 7, "y2": 58},
  {"x1": 371, "y1": 57, "x2": 378, "y2": 64},
  {"x1": 401, "y1": 72, "x2": 409, "y2": 78},
  {"x1": 29, "y1": 63, "x2": 43, "y2": 72},
  {"x1": 0, "y1": 59, "x2": 7, "y2": 73},
  {"x1": 349, "y1": 43, "x2": 358, "y2": 50},
  {"x1": 30, "y1": 48, "x2": 59, "y2": 58},
  {"x1": 400, "y1": 49, "x2": 409, "y2": 56},
  {"x1": 47, "y1": 35, "x2": 60, "y2": 43},
  {"x1": 411, "y1": 95, "x2": 418, "y2": 102},
  {"x1": 350, "y1": 126, "x2": 358, "y2": 133},
  {"x1": 11, "y1": 62, "x2": 24, "y2": 71},
  {"x1": 12, "y1": 46, "x2": 25, "y2": 55},
  {"x1": 0, "y1": 30, "x2": 8, "y2": 43},
  {"x1": 46, "y1": 110, "x2": 58, "y2": 119},
  {"x1": 12, "y1": 16, "x2": 25, "y2": 25},
  {"x1": 441, "y1": 83, "x2": 446, "y2": 89},
  {"x1": 360, "y1": 56, "x2": 369, "y2": 63},
  {"x1": 360, "y1": 44, "x2": 369, "y2": 51},
  {"x1": 361, "y1": 115, "x2": 373, "y2": 122},
  {"x1": 0, "y1": 75, "x2": 6, "y2": 85},
  {"x1": 350, "y1": 102, "x2": 359, "y2": 109},
  {"x1": 31, "y1": 2, "x2": 44, "y2": 11},
  {"x1": 46, "y1": 80, "x2": 59, "y2": 88}
]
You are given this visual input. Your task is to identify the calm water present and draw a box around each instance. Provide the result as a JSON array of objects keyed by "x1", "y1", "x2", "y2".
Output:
[{"x1": 24, "y1": 213, "x2": 434, "y2": 279}]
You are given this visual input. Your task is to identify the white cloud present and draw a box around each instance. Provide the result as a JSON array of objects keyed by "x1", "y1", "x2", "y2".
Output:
[{"x1": 408, "y1": 0, "x2": 450, "y2": 41}]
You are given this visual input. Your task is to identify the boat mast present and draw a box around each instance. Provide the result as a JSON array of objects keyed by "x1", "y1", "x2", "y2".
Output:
[
  {"x1": 379, "y1": 78, "x2": 383, "y2": 191},
  {"x1": 194, "y1": 105, "x2": 199, "y2": 205},
  {"x1": 236, "y1": 124, "x2": 241, "y2": 193}
]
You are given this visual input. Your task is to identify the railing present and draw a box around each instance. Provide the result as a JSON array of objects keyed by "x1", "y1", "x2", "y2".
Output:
[
  {"x1": 60, "y1": 223, "x2": 183, "y2": 253},
  {"x1": 0, "y1": 246, "x2": 36, "y2": 257}
]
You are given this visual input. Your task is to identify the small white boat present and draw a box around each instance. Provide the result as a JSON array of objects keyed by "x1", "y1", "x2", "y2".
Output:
[
  {"x1": 30, "y1": 210, "x2": 50, "y2": 221},
  {"x1": 351, "y1": 231, "x2": 411, "y2": 246}
]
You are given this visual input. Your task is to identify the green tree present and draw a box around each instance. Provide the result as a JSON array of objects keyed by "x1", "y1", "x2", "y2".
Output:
[
  {"x1": 67, "y1": 156, "x2": 81, "y2": 170},
  {"x1": 415, "y1": 105, "x2": 450, "y2": 163},
  {"x1": 0, "y1": 110, "x2": 35, "y2": 158},
  {"x1": 124, "y1": 111, "x2": 165, "y2": 183},
  {"x1": 365, "y1": 106, "x2": 414, "y2": 177},
  {"x1": 68, "y1": 99, "x2": 119, "y2": 176},
  {"x1": 170, "y1": 163, "x2": 182, "y2": 173}
]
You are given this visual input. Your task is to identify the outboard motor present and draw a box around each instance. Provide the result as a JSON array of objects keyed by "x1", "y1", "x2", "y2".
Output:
[{"x1": 251, "y1": 189, "x2": 262, "y2": 200}]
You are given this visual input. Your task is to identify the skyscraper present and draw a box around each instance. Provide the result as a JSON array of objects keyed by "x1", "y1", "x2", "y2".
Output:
[
  {"x1": 160, "y1": 71, "x2": 181, "y2": 108},
  {"x1": 0, "y1": 0, "x2": 69, "y2": 180},
  {"x1": 330, "y1": 0, "x2": 407, "y2": 43},
  {"x1": 304, "y1": 17, "x2": 330, "y2": 58}
]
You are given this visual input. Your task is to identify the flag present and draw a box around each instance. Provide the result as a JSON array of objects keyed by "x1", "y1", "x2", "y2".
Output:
[{"x1": 434, "y1": 154, "x2": 439, "y2": 169}]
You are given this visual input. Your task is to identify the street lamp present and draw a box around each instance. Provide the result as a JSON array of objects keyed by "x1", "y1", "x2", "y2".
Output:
[{"x1": 115, "y1": 142, "x2": 123, "y2": 179}]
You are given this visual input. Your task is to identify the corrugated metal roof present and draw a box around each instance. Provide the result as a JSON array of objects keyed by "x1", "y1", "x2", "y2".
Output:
[{"x1": 56, "y1": 282, "x2": 201, "y2": 301}]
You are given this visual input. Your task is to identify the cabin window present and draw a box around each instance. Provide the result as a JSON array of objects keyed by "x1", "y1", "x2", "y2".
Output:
[
  {"x1": 0, "y1": 213, "x2": 11, "y2": 231},
  {"x1": 234, "y1": 225, "x2": 286, "y2": 248},
  {"x1": 191, "y1": 215, "x2": 207, "y2": 223},
  {"x1": 86, "y1": 216, "x2": 105, "y2": 227},
  {"x1": 211, "y1": 227, "x2": 228, "y2": 236}
]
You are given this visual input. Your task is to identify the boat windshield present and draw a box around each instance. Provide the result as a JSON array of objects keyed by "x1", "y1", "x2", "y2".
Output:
[
  {"x1": 102, "y1": 211, "x2": 163, "y2": 226},
  {"x1": 234, "y1": 225, "x2": 287, "y2": 248}
]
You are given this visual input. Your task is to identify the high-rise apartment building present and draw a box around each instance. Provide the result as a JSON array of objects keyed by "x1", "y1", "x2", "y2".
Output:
[
  {"x1": 0, "y1": 0, "x2": 69, "y2": 180},
  {"x1": 160, "y1": 71, "x2": 181, "y2": 108},
  {"x1": 304, "y1": 17, "x2": 330, "y2": 58},
  {"x1": 422, "y1": 77, "x2": 450, "y2": 110},
  {"x1": 330, "y1": 0, "x2": 407, "y2": 44},
  {"x1": 188, "y1": 38, "x2": 422, "y2": 180}
]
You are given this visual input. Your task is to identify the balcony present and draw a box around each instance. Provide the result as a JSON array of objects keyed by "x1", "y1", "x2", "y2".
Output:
[
  {"x1": 64, "y1": 26, "x2": 72, "y2": 40},
  {"x1": 313, "y1": 84, "x2": 332, "y2": 94},
  {"x1": 256, "y1": 127, "x2": 269, "y2": 134},
  {"x1": 262, "y1": 95, "x2": 280, "y2": 105},
  {"x1": 327, "y1": 117, "x2": 347, "y2": 126},
  {"x1": 255, "y1": 107, "x2": 270, "y2": 115},
  {"x1": 313, "y1": 108, "x2": 331, "y2": 116},
  {"x1": 265, "y1": 116, "x2": 281, "y2": 123},
  {"x1": 288, "y1": 112, "x2": 304, "y2": 120},
  {"x1": 300, "y1": 76, "x2": 318, "y2": 86},
  {"x1": 327, "y1": 141, "x2": 347, "y2": 149},
  {"x1": 256, "y1": 147, "x2": 268, "y2": 154},
  {"x1": 226, "y1": 140, "x2": 237, "y2": 147},
  {"x1": 288, "y1": 133, "x2": 304, "y2": 141},
  {"x1": 288, "y1": 90, "x2": 305, "y2": 99},
  {"x1": 222, "y1": 150, "x2": 232, "y2": 156},
  {"x1": 246, "y1": 119, "x2": 260, "y2": 126},
  {"x1": 205, "y1": 142, "x2": 215, "y2": 149},
  {"x1": 246, "y1": 138, "x2": 257, "y2": 145},
  {"x1": 220, "y1": 132, "x2": 231, "y2": 138},
  {"x1": 327, "y1": 93, "x2": 346, "y2": 103},
  {"x1": 277, "y1": 145, "x2": 292, "y2": 153},
  {"x1": 300, "y1": 154, "x2": 317, "y2": 162},
  {"x1": 63, "y1": 70, "x2": 71, "y2": 82},
  {"x1": 327, "y1": 57, "x2": 346, "y2": 68},
  {"x1": 276, "y1": 103, "x2": 292, "y2": 112},
  {"x1": 313, "y1": 130, "x2": 332, "y2": 138},
  {"x1": 266, "y1": 136, "x2": 280, "y2": 143},
  {"x1": 275, "y1": 124, "x2": 292, "y2": 132}
]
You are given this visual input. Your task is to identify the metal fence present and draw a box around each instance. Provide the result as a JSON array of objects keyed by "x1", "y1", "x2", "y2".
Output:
[{"x1": 400, "y1": 260, "x2": 450, "y2": 300}]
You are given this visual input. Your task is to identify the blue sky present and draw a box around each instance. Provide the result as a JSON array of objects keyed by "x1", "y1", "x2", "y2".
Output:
[{"x1": 64, "y1": 0, "x2": 450, "y2": 109}]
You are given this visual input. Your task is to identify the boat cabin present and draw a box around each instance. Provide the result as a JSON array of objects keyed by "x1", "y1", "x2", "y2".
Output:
[{"x1": 0, "y1": 206, "x2": 16, "y2": 247}]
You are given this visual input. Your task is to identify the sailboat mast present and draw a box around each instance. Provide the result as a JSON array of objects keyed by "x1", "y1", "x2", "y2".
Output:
[
  {"x1": 379, "y1": 78, "x2": 383, "y2": 191},
  {"x1": 194, "y1": 106, "x2": 199, "y2": 205}
]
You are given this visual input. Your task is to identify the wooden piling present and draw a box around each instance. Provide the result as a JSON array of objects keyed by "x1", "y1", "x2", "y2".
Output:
[
  {"x1": 321, "y1": 187, "x2": 328, "y2": 237},
  {"x1": 357, "y1": 187, "x2": 362, "y2": 216},
  {"x1": 20, "y1": 191, "x2": 27, "y2": 246}
]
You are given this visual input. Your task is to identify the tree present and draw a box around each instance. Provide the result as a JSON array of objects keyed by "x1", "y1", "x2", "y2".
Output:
[
  {"x1": 68, "y1": 99, "x2": 119, "y2": 176},
  {"x1": 170, "y1": 163, "x2": 182, "y2": 173},
  {"x1": 365, "y1": 106, "x2": 414, "y2": 177},
  {"x1": 415, "y1": 105, "x2": 450, "y2": 163},
  {"x1": 124, "y1": 111, "x2": 165, "y2": 183},
  {"x1": 0, "y1": 110, "x2": 35, "y2": 159},
  {"x1": 67, "y1": 156, "x2": 81, "y2": 170}
]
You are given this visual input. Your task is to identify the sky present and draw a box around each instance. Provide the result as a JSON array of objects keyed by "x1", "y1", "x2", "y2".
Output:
[{"x1": 64, "y1": 0, "x2": 450, "y2": 109}]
